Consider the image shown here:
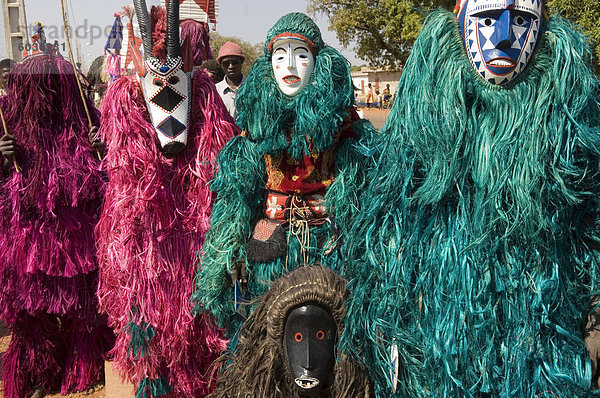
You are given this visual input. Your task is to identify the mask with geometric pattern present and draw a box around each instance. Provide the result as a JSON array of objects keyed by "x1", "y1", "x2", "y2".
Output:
[
  {"x1": 457, "y1": 0, "x2": 544, "y2": 85},
  {"x1": 132, "y1": 0, "x2": 192, "y2": 155}
]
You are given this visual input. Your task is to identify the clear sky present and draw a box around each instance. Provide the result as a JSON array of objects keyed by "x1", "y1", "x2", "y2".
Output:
[{"x1": 0, "y1": 0, "x2": 365, "y2": 68}]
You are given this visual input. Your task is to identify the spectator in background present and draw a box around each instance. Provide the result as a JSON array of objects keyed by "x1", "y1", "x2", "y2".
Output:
[
  {"x1": 382, "y1": 83, "x2": 393, "y2": 109},
  {"x1": 0, "y1": 59, "x2": 16, "y2": 95},
  {"x1": 216, "y1": 41, "x2": 246, "y2": 118},
  {"x1": 87, "y1": 56, "x2": 108, "y2": 106},
  {"x1": 201, "y1": 59, "x2": 225, "y2": 84},
  {"x1": 366, "y1": 82, "x2": 374, "y2": 108},
  {"x1": 382, "y1": 83, "x2": 391, "y2": 97}
]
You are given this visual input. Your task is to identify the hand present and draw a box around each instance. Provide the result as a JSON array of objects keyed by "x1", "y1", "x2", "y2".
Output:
[
  {"x1": 91, "y1": 140, "x2": 105, "y2": 159},
  {"x1": 229, "y1": 260, "x2": 248, "y2": 287},
  {"x1": 88, "y1": 126, "x2": 99, "y2": 143},
  {"x1": 88, "y1": 126, "x2": 105, "y2": 159},
  {"x1": 0, "y1": 133, "x2": 18, "y2": 173},
  {"x1": 0, "y1": 133, "x2": 17, "y2": 163}
]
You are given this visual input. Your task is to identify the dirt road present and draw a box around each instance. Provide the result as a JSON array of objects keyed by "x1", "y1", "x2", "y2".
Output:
[{"x1": 359, "y1": 108, "x2": 391, "y2": 131}]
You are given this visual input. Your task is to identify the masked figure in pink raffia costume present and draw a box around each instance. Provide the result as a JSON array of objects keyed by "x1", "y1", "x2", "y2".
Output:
[
  {"x1": 95, "y1": 1, "x2": 235, "y2": 397},
  {"x1": 0, "y1": 24, "x2": 113, "y2": 398}
]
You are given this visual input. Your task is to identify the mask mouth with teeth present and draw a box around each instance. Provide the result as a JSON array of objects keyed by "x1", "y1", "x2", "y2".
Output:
[
  {"x1": 208, "y1": 265, "x2": 373, "y2": 398},
  {"x1": 132, "y1": 0, "x2": 192, "y2": 155},
  {"x1": 456, "y1": 0, "x2": 544, "y2": 85},
  {"x1": 295, "y1": 376, "x2": 320, "y2": 389}
]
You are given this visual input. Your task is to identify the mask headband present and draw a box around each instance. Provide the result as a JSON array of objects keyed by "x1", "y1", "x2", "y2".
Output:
[{"x1": 268, "y1": 32, "x2": 316, "y2": 54}]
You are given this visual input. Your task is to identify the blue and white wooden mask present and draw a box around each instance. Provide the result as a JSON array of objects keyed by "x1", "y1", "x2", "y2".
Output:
[
  {"x1": 133, "y1": 0, "x2": 191, "y2": 155},
  {"x1": 457, "y1": 0, "x2": 543, "y2": 85}
]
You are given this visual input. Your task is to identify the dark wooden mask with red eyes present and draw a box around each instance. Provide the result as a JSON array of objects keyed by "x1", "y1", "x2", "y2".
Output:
[{"x1": 283, "y1": 304, "x2": 336, "y2": 395}]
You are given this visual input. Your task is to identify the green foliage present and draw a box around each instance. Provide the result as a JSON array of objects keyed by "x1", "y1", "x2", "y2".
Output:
[
  {"x1": 547, "y1": 0, "x2": 600, "y2": 72},
  {"x1": 209, "y1": 32, "x2": 262, "y2": 76},
  {"x1": 307, "y1": 0, "x2": 455, "y2": 67},
  {"x1": 309, "y1": 0, "x2": 600, "y2": 71}
]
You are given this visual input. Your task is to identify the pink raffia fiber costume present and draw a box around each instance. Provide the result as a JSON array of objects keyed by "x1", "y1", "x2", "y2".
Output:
[
  {"x1": 0, "y1": 54, "x2": 113, "y2": 397},
  {"x1": 95, "y1": 5, "x2": 235, "y2": 396}
]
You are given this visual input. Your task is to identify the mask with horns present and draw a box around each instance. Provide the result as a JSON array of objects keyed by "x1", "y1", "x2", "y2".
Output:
[{"x1": 132, "y1": 0, "x2": 192, "y2": 155}]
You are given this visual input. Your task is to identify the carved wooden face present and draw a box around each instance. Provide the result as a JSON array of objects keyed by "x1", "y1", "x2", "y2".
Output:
[
  {"x1": 133, "y1": 0, "x2": 191, "y2": 155},
  {"x1": 457, "y1": 0, "x2": 543, "y2": 85},
  {"x1": 283, "y1": 305, "x2": 336, "y2": 395},
  {"x1": 139, "y1": 56, "x2": 191, "y2": 155},
  {"x1": 271, "y1": 38, "x2": 315, "y2": 97}
]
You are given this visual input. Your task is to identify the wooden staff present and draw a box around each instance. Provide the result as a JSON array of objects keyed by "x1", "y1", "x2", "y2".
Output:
[
  {"x1": 60, "y1": 0, "x2": 102, "y2": 159},
  {"x1": 0, "y1": 104, "x2": 21, "y2": 173}
]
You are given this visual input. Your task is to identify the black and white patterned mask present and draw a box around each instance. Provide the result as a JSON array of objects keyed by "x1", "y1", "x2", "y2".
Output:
[{"x1": 133, "y1": 0, "x2": 191, "y2": 155}]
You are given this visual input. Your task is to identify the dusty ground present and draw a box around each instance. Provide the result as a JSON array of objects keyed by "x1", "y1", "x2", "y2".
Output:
[
  {"x1": 359, "y1": 107, "x2": 391, "y2": 131},
  {"x1": 44, "y1": 385, "x2": 105, "y2": 398}
]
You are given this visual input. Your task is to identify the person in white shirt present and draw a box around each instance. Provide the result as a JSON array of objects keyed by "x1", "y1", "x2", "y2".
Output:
[{"x1": 215, "y1": 41, "x2": 246, "y2": 118}]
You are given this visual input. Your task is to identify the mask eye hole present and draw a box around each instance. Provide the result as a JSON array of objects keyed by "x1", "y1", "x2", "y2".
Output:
[
  {"x1": 484, "y1": 18, "x2": 493, "y2": 26},
  {"x1": 167, "y1": 76, "x2": 180, "y2": 85},
  {"x1": 295, "y1": 332, "x2": 303, "y2": 342},
  {"x1": 153, "y1": 78, "x2": 164, "y2": 87},
  {"x1": 514, "y1": 15, "x2": 525, "y2": 25},
  {"x1": 316, "y1": 330, "x2": 325, "y2": 340}
]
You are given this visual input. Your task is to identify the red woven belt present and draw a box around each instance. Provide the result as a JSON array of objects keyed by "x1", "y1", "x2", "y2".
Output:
[{"x1": 265, "y1": 191, "x2": 329, "y2": 223}]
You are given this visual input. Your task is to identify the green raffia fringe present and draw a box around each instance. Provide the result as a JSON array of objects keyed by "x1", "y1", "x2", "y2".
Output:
[
  {"x1": 135, "y1": 377, "x2": 172, "y2": 398},
  {"x1": 191, "y1": 135, "x2": 265, "y2": 328},
  {"x1": 125, "y1": 307, "x2": 155, "y2": 359},
  {"x1": 127, "y1": 307, "x2": 170, "y2": 398},
  {"x1": 340, "y1": 10, "x2": 600, "y2": 398},
  {"x1": 192, "y1": 120, "x2": 377, "y2": 339}
]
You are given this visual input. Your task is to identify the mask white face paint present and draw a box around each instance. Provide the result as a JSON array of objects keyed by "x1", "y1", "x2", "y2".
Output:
[
  {"x1": 271, "y1": 38, "x2": 315, "y2": 97},
  {"x1": 457, "y1": 0, "x2": 543, "y2": 85},
  {"x1": 139, "y1": 56, "x2": 191, "y2": 155}
]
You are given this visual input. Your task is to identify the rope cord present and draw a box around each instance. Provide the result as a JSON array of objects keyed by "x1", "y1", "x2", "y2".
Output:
[{"x1": 286, "y1": 195, "x2": 312, "y2": 268}]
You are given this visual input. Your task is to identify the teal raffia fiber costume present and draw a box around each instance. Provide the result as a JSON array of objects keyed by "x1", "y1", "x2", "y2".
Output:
[
  {"x1": 192, "y1": 12, "x2": 377, "y2": 337},
  {"x1": 340, "y1": 10, "x2": 600, "y2": 398}
]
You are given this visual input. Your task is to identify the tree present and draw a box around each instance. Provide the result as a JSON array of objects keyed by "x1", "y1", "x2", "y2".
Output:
[
  {"x1": 547, "y1": 0, "x2": 600, "y2": 72},
  {"x1": 209, "y1": 33, "x2": 263, "y2": 77},
  {"x1": 307, "y1": 0, "x2": 455, "y2": 68},
  {"x1": 309, "y1": 0, "x2": 600, "y2": 72}
]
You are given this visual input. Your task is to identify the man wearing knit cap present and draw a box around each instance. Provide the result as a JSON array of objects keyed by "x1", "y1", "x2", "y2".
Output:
[{"x1": 216, "y1": 41, "x2": 245, "y2": 118}]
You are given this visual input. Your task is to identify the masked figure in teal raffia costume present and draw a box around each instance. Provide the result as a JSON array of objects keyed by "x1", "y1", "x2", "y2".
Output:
[
  {"x1": 192, "y1": 12, "x2": 376, "y2": 340},
  {"x1": 340, "y1": 1, "x2": 600, "y2": 397}
]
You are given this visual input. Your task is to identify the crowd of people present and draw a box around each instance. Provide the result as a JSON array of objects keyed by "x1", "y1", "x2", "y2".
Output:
[{"x1": 0, "y1": 0, "x2": 599, "y2": 397}]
